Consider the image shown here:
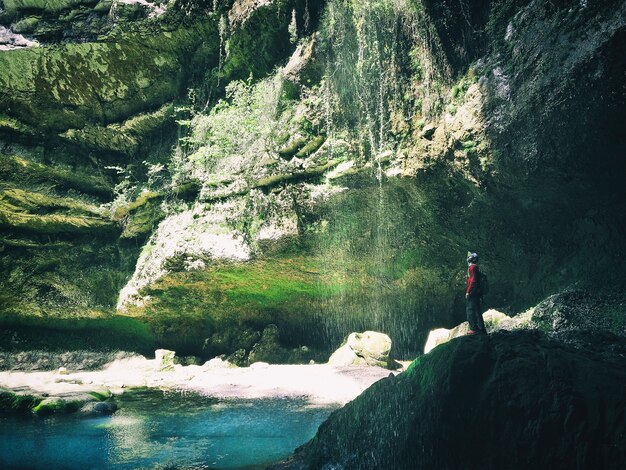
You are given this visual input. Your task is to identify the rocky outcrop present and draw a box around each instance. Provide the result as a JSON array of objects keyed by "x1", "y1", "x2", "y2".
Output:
[
  {"x1": 328, "y1": 331, "x2": 392, "y2": 368},
  {"x1": 531, "y1": 289, "x2": 626, "y2": 335},
  {"x1": 1, "y1": 0, "x2": 625, "y2": 365},
  {"x1": 273, "y1": 331, "x2": 626, "y2": 469},
  {"x1": 247, "y1": 325, "x2": 314, "y2": 364},
  {"x1": 423, "y1": 309, "x2": 532, "y2": 353}
]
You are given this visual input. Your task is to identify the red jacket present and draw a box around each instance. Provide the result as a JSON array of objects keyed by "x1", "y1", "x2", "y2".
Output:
[{"x1": 466, "y1": 263, "x2": 480, "y2": 296}]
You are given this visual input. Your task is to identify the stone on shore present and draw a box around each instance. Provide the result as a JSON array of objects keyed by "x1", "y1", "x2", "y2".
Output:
[
  {"x1": 155, "y1": 349, "x2": 176, "y2": 372},
  {"x1": 328, "y1": 331, "x2": 392, "y2": 368}
]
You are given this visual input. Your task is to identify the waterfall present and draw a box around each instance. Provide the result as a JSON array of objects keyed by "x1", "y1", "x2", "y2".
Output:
[{"x1": 311, "y1": 0, "x2": 423, "y2": 346}]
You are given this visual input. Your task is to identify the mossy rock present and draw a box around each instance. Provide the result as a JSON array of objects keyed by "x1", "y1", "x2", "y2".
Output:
[
  {"x1": 32, "y1": 395, "x2": 94, "y2": 416},
  {"x1": 59, "y1": 104, "x2": 175, "y2": 156},
  {"x1": 0, "y1": 154, "x2": 111, "y2": 198},
  {"x1": 2, "y1": 0, "x2": 95, "y2": 17},
  {"x1": 295, "y1": 135, "x2": 326, "y2": 159},
  {"x1": 278, "y1": 136, "x2": 308, "y2": 159},
  {"x1": 0, "y1": 188, "x2": 118, "y2": 236},
  {"x1": 0, "y1": 389, "x2": 41, "y2": 413},
  {"x1": 1, "y1": 188, "x2": 102, "y2": 216},
  {"x1": 115, "y1": 191, "x2": 165, "y2": 240},
  {"x1": 0, "y1": 19, "x2": 218, "y2": 132},
  {"x1": 274, "y1": 331, "x2": 626, "y2": 469}
]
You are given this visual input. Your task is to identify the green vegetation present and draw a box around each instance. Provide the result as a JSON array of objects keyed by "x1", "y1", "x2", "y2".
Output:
[
  {"x1": 0, "y1": 389, "x2": 41, "y2": 413},
  {"x1": 60, "y1": 104, "x2": 175, "y2": 156},
  {"x1": 0, "y1": 188, "x2": 119, "y2": 236},
  {"x1": 180, "y1": 76, "x2": 298, "y2": 179},
  {"x1": 0, "y1": 312, "x2": 156, "y2": 354},
  {"x1": 0, "y1": 19, "x2": 219, "y2": 132},
  {"x1": 0, "y1": 154, "x2": 111, "y2": 198},
  {"x1": 87, "y1": 390, "x2": 112, "y2": 401},
  {"x1": 278, "y1": 136, "x2": 308, "y2": 159}
]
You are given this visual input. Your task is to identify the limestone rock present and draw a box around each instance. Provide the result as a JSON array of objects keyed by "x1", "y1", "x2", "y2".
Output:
[
  {"x1": 328, "y1": 331, "x2": 392, "y2": 368},
  {"x1": 154, "y1": 349, "x2": 175, "y2": 372},
  {"x1": 248, "y1": 325, "x2": 285, "y2": 364},
  {"x1": 423, "y1": 309, "x2": 524, "y2": 353}
]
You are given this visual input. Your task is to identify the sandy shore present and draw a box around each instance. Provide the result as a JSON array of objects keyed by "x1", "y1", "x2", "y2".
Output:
[{"x1": 0, "y1": 356, "x2": 396, "y2": 406}]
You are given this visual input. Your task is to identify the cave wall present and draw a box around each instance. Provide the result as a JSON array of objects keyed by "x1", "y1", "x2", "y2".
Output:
[{"x1": 0, "y1": 0, "x2": 624, "y2": 358}]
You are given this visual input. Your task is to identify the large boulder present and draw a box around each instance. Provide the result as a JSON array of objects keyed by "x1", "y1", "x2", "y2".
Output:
[
  {"x1": 273, "y1": 331, "x2": 626, "y2": 469},
  {"x1": 328, "y1": 331, "x2": 392, "y2": 368},
  {"x1": 530, "y1": 289, "x2": 626, "y2": 335}
]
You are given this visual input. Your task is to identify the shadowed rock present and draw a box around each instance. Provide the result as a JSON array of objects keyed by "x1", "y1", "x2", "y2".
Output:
[{"x1": 272, "y1": 330, "x2": 626, "y2": 469}]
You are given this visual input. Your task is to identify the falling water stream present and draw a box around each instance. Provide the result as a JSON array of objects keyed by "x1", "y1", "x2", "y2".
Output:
[{"x1": 313, "y1": 0, "x2": 427, "y2": 349}]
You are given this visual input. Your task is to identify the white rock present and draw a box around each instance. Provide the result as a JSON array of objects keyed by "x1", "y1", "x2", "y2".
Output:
[
  {"x1": 117, "y1": 202, "x2": 251, "y2": 310},
  {"x1": 328, "y1": 331, "x2": 392, "y2": 367},
  {"x1": 202, "y1": 357, "x2": 233, "y2": 369},
  {"x1": 328, "y1": 344, "x2": 359, "y2": 366},
  {"x1": 155, "y1": 349, "x2": 176, "y2": 372},
  {"x1": 424, "y1": 328, "x2": 453, "y2": 354}
]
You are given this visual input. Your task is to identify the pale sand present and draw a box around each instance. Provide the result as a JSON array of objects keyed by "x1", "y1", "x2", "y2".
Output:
[{"x1": 0, "y1": 356, "x2": 396, "y2": 405}]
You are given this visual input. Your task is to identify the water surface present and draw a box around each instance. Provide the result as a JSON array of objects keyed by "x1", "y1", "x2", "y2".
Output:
[{"x1": 0, "y1": 390, "x2": 337, "y2": 469}]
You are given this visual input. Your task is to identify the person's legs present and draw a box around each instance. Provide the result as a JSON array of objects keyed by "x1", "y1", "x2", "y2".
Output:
[
  {"x1": 466, "y1": 296, "x2": 479, "y2": 332},
  {"x1": 476, "y1": 297, "x2": 486, "y2": 334}
]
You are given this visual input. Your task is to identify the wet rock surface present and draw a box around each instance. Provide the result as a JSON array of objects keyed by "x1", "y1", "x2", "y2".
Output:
[
  {"x1": 328, "y1": 331, "x2": 393, "y2": 368},
  {"x1": 272, "y1": 330, "x2": 626, "y2": 469}
]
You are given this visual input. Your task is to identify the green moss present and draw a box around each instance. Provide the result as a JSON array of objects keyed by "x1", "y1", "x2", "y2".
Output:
[
  {"x1": 113, "y1": 191, "x2": 165, "y2": 240},
  {"x1": 0, "y1": 389, "x2": 41, "y2": 413},
  {"x1": 0, "y1": 312, "x2": 155, "y2": 353},
  {"x1": 295, "y1": 135, "x2": 326, "y2": 158},
  {"x1": 278, "y1": 136, "x2": 308, "y2": 159},
  {"x1": 3, "y1": 0, "x2": 92, "y2": 15},
  {"x1": 60, "y1": 104, "x2": 175, "y2": 155},
  {"x1": 0, "y1": 189, "x2": 118, "y2": 236},
  {"x1": 0, "y1": 20, "x2": 218, "y2": 131},
  {"x1": 32, "y1": 398, "x2": 65, "y2": 416},
  {"x1": 114, "y1": 191, "x2": 162, "y2": 219},
  {"x1": 0, "y1": 154, "x2": 111, "y2": 198},
  {"x1": 252, "y1": 159, "x2": 341, "y2": 189},
  {"x1": 87, "y1": 390, "x2": 112, "y2": 401},
  {"x1": 1, "y1": 188, "x2": 102, "y2": 216},
  {"x1": 0, "y1": 114, "x2": 36, "y2": 137}
]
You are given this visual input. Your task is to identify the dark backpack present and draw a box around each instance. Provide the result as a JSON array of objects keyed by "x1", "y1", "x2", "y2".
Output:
[{"x1": 479, "y1": 271, "x2": 489, "y2": 295}]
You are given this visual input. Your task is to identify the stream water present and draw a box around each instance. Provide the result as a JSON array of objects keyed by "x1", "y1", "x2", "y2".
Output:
[{"x1": 0, "y1": 390, "x2": 337, "y2": 469}]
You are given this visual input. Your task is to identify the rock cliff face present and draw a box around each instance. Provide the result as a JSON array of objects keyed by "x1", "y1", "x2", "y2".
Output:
[
  {"x1": 0, "y1": 0, "x2": 624, "y2": 359},
  {"x1": 271, "y1": 331, "x2": 626, "y2": 469},
  {"x1": 0, "y1": 0, "x2": 325, "y2": 354}
]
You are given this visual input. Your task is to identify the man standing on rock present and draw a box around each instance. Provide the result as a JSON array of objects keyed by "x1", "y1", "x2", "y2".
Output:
[{"x1": 466, "y1": 252, "x2": 486, "y2": 335}]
